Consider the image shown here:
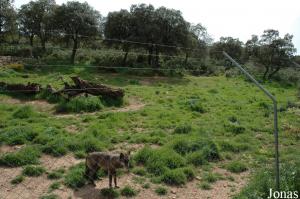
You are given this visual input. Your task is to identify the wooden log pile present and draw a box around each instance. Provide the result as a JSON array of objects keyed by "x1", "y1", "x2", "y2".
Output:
[{"x1": 0, "y1": 76, "x2": 125, "y2": 100}]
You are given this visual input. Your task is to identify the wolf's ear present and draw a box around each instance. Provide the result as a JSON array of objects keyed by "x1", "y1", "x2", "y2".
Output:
[{"x1": 120, "y1": 153, "x2": 124, "y2": 159}]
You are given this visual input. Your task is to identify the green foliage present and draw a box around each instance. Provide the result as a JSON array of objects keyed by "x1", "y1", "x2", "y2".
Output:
[
  {"x1": 0, "y1": 146, "x2": 41, "y2": 167},
  {"x1": 189, "y1": 101, "x2": 206, "y2": 113},
  {"x1": 226, "y1": 161, "x2": 248, "y2": 173},
  {"x1": 120, "y1": 185, "x2": 137, "y2": 197},
  {"x1": 48, "y1": 182, "x2": 60, "y2": 192},
  {"x1": 173, "y1": 123, "x2": 192, "y2": 134},
  {"x1": 199, "y1": 182, "x2": 212, "y2": 190},
  {"x1": 22, "y1": 165, "x2": 45, "y2": 176},
  {"x1": 64, "y1": 163, "x2": 87, "y2": 189},
  {"x1": 161, "y1": 168, "x2": 187, "y2": 185},
  {"x1": 56, "y1": 96, "x2": 104, "y2": 113},
  {"x1": 100, "y1": 188, "x2": 120, "y2": 199},
  {"x1": 42, "y1": 138, "x2": 68, "y2": 157},
  {"x1": 132, "y1": 167, "x2": 147, "y2": 176},
  {"x1": 224, "y1": 122, "x2": 246, "y2": 135},
  {"x1": 155, "y1": 186, "x2": 168, "y2": 195},
  {"x1": 11, "y1": 175, "x2": 25, "y2": 184},
  {"x1": 186, "y1": 151, "x2": 207, "y2": 166},
  {"x1": 0, "y1": 126, "x2": 38, "y2": 145},
  {"x1": 47, "y1": 168, "x2": 65, "y2": 179},
  {"x1": 235, "y1": 163, "x2": 300, "y2": 199},
  {"x1": 12, "y1": 106, "x2": 35, "y2": 119},
  {"x1": 181, "y1": 167, "x2": 196, "y2": 181},
  {"x1": 39, "y1": 194, "x2": 59, "y2": 199},
  {"x1": 218, "y1": 140, "x2": 250, "y2": 153},
  {"x1": 202, "y1": 172, "x2": 222, "y2": 183}
]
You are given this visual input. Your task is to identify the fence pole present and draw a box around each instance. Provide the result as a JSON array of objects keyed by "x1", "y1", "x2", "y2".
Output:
[{"x1": 222, "y1": 51, "x2": 280, "y2": 191}]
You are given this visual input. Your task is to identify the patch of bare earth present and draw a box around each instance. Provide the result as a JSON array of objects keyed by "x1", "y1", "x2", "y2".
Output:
[
  {"x1": 0, "y1": 145, "x2": 24, "y2": 154},
  {"x1": 0, "y1": 98, "x2": 54, "y2": 112}
]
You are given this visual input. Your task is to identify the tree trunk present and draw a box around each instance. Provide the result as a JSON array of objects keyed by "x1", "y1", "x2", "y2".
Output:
[
  {"x1": 41, "y1": 38, "x2": 46, "y2": 51},
  {"x1": 71, "y1": 37, "x2": 78, "y2": 65},
  {"x1": 155, "y1": 46, "x2": 159, "y2": 68},
  {"x1": 122, "y1": 50, "x2": 128, "y2": 66},
  {"x1": 263, "y1": 66, "x2": 269, "y2": 80},
  {"x1": 268, "y1": 66, "x2": 280, "y2": 79},
  {"x1": 185, "y1": 52, "x2": 189, "y2": 65},
  {"x1": 148, "y1": 45, "x2": 153, "y2": 66}
]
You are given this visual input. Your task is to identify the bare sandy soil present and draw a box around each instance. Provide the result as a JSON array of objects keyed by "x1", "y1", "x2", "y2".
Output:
[{"x1": 0, "y1": 152, "x2": 249, "y2": 199}]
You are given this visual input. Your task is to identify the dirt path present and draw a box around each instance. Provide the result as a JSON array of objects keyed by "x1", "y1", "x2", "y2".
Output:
[{"x1": 0, "y1": 98, "x2": 54, "y2": 112}]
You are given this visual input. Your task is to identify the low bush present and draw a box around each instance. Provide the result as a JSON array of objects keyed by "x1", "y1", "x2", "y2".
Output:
[
  {"x1": 100, "y1": 188, "x2": 120, "y2": 199},
  {"x1": 120, "y1": 185, "x2": 137, "y2": 197},
  {"x1": 173, "y1": 123, "x2": 192, "y2": 134},
  {"x1": 64, "y1": 163, "x2": 87, "y2": 189},
  {"x1": 224, "y1": 122, "x2": 246, "y2": 135},
  {"x1": 12, "y1": 106, "x2": 35, "y2": 119},
  {"x1": 0, "y1": 146, "x2": 41, "y2": 167},
  {"x1": 161, "y1": 168, "x2": 187, "y2": 185},
  {"x1": 235, "y1": 163, "x2": 300, "y2": 199},
  {"x1": 47, "y1": 168, "x2": 65, "y2": 179},
  {"x1": 155, "y1": 186, "x2": 168, "y2": 195},
  {"x1": 186, "y1": 151, "x2": 207, "y2": 166},
  {"x1": 11, "y1": 175, "x2": 25, "y2": 184},
  {"x1": 226, "y1": 161, "x2": 248, "y2": 173},
  {"x1": 56, "y1": 96, "x2": 104, "y2": 113},
  {"x1": 22, "y1": 165, "x2": 45, "y2": 176},
  {"x1": 0, "y1": 126, "x2": 38, "y2": 145}
]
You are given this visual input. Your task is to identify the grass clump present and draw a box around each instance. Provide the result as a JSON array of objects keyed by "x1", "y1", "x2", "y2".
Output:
[
  {"x1": 155, "y1": 186, "x2": 168, "y2": 195},
  {"x1": 120, "y1": 185, "x2": 137, "y2": 197},
  {"x1": 0, "y1": 146, "x2": 41, "y2": 167},
  {"x1": 64, "y1": 163, "x2": 87, "y2": 189},
  {"x1": 226, "y1": 161, "x2": 248, "y2": 173},
  {"x1": 56, "y1": 96, "x2": 104, "y2": 113},
  {"x1": 173, "y1": 123, "x2": 192, "y2": 134},
  {"x1": 22, "y1": 165, "x2": 45, "y2": 176},
  {"x1": 132, "y1": 167, "x2": 147, "y2": 176},
  {"x1": 42, "y1": 138, "x2": 68, "y2": 157},
  {"x1": 199, "y1": 182, "x2": 212, "y2": 190},
  {"x1": 48, "y1": 182, "x2": 60, "y2": 192},
  {"x1": 0, "y1": 126, "x2": 38, "y2": 145},
  {"x1": 189, "y1": 101, "x2": 206, "y2": 113},
  {"x1": 40, "y1": 194, "x2": 59, "y2": 199},
  {"x1": 224, "y1": 122, "x2": 246, "y2": 135},
  {"x1": 202, "y1": 172, "x2": 223, "y2": 183},
  {"x1": 100, "y1": 188, "x2": 120, "y2": 199},
  {"x1": 47, "y1": 168, "x2": 65, "y2": 179},
  {"x1": 161, "y1": 169, "x2": 187, "y2": 185},
  {"x1": 186, "y1": 151, "x2": 207, "y2": 166},
  {"x1": 12, "y1": 105, "x2": 35, "y2": 119},
  {"x1": 11, "y1": 175, "x2": 25, "y2": 184},
  {"x1": 235, "y1": 163, "x2": 300, "y2": 199}
]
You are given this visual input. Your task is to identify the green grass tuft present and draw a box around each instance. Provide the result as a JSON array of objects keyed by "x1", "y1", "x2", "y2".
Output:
[
  {"x1": 12, "y1": 106, "x2": 35, "y2": 119},
  {"x1": 226, "y1": 161, "x2": 248, "y2": 173},
  {"x1": 155, "y1": 186, "x2": 168, "y2": 195},
  {"x1": 100, "y1": 188, "x2": 120, "y2": 199},
  {"x1": 11, "y1": 175, "x2": 25, "y2": 184},
  {"x1": 64, "y1": 163, "x2": 87, "y2": 189},
  {"x1": 22, "y1": 165, "x2": 45, "y2": 176},
  {"x1": 161, "y1": 168, "x2": 187, "y2": 185},
  {"x1": 56, "y1": 96, "x2": 104, "y2": 113},
  {"x1": 120, "y1": 185, "x2": 137, "y2": 197}
]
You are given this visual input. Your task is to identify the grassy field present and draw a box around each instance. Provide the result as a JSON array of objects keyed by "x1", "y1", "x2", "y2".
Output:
[{"x1": 0, "y1": 66, "x2": 299, "y2": 199}]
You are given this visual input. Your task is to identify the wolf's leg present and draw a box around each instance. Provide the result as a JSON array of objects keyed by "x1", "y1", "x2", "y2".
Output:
[
  {"x1": 109, "y1": 173, "x2": 112, "y2": 188},
  {"x1": 114, "y1": 173, "x2": 119, "y2": 188}
]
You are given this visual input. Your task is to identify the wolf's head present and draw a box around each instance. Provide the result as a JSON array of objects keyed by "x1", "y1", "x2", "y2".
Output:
[{"x1": 119, "y1": 151, "x2": 130, "y2": 171}]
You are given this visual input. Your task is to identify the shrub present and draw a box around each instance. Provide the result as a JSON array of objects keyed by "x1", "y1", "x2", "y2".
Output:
[
  {"x1": 11, "y1": 175, "x2": 25, "y2": 184},
  {"x1": 42, "y1": 138, "x2": 68, "y2": 157},
  {"x1": 132, "y1": 167, "x2": 147, "y2": 176},
  {"x1": 226, "y1": 161, "x2": 247, "y2": 173},
  {"x1": 199, "y1": 182, "x2": 211, "y2": 190},
  {"x1": 155, "y1": 186, "x2": 168, "y2": 195},
  {"x1": 56, "y1": 96, "x2": 104, "y2": 113},
  {"x1": 189, "y1": 101, "x2": 206, "y2": 113},
  {"x1": 224, "y1": 122, "x2": 246, "y2": 135},
  {"x1": 161, "y1": 169, "x2": 187, "y2": 185},
  {"x1": 0, "y1": 146, "x2": 41, "y2": 167},
  {"x1": 100, "y1": 188, "x2": 120, "y2": 199},
  {"x1": 174, "y1": 124, "x2": 192, "y2": 134},
  {"x1": 47, "y1": 168, "x2": 65, "y2": 179},
  {"x1": 13, "y1": 106, "x2": 35, "y2": 119},
  {"x1": 64, "y1": 163, "x2": 87, "y2": 189},
  {"x1": 120, "y1": 185, "x2": 137, "y2": 197},
  {"x1": 22, "y1": 165, "x2": 45, "y2": 176},
  {"x1": 1, "y1": 126, "x2": 38, "y2": 145},
  {"x1": 186, "y1": 151, "x2": 207, "y2": 166},
  {"x1": 40, "y1": 194, "x2": 59, "y2": 199},
  {"x1": 235, "y1": 163, "x2": 300, "y2": 199}
]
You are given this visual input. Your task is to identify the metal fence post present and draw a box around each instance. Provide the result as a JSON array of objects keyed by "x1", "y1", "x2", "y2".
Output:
[{"x1": 223, "y1": 51, "x2": 280, "y2": 191}]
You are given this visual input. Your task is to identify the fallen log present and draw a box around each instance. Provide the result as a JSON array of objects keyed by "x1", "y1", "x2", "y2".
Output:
[
  {"x1": 0, "y1": 82, "x2": 41, "y2": 94},
  {"x1": 52, "y1": 76, "x2": 124, "y2": 100}
]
